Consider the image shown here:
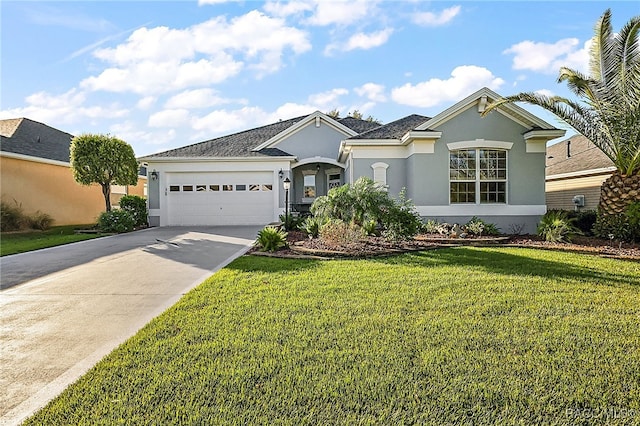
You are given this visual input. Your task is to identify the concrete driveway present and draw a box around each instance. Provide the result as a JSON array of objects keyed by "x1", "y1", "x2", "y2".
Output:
[{"x1": 0, "y1": 226, "x2": 262, "y2": 425}]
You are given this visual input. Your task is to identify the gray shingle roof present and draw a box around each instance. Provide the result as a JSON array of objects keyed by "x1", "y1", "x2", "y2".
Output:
[
  {"x1": 142, "y1": 114, "x2": 380, "y2": 159},
  {"x1": 546, "y1": 134, "x2": 614, "y2": 176},
  {"x1": 0, "y1": 118, "x2": 73, "y2": 163},
  {"x1": 347, "y1": 114, "x2": 431, "y2": 140}
]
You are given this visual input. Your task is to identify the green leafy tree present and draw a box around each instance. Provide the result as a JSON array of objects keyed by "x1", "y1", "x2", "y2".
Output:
[
  {"x1": 70, "y1": 134, "x2": 139, "y2": 212},
  {"x1": 482, "y1": 9, "x2": 640, "y2": 217}
]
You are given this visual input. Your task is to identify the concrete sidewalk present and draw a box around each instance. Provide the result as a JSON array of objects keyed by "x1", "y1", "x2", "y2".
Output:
[{"x1": 0, "y1": 226, "x2": 261, "y2": 425}]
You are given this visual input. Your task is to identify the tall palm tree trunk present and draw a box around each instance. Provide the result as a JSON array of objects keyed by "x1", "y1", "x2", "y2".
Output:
[{"x1": 599, "y1": 171, "x2": 640, "y2": 216}]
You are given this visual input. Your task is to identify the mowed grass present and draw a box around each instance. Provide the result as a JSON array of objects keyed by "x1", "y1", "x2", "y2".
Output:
[
  {"x1": 26, "y1": 248, "x2": 640, "y2": 425},
  {"x1": 0, "y1": 225, "x2": 104, "y2": 256}
]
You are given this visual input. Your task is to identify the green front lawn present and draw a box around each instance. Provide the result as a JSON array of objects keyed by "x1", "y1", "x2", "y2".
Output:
[
  {"x1": 0, "y1": 225, "x2": 105, "y2": 256},
  {"x1": 26, "y1": 248, "x2": 640, "y2": 425}
]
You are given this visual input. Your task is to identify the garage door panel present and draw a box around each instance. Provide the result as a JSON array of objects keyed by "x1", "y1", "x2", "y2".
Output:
[{"x1": 166, "y1": 172, "x2": 275, "y2": 226}]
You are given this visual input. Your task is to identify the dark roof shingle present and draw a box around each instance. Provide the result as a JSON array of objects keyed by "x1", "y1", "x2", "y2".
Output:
[
  {"x1": 143, "y1": 113, "x2": 380, "y2": 159},
  {"x1": 546, "y1": 134, "x2": 613, "y2": 176},
  {"x1": 0, "y1": 118, "x2": 73, "y2": 163},
  {"x1": 347, "y1": 114, "x2": 430, "y2": 140}
]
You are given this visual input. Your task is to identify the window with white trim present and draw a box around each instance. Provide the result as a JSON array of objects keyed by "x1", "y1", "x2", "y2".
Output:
[
  {"x1": 450, "y1": 149, "x2": 506, "y2": 204},
  {"x1": 371, "y1": 162, "x2": 389, "y2": 186},
  {"x1": 303, "y1": 174, "x2": 316, "y2": 198}
]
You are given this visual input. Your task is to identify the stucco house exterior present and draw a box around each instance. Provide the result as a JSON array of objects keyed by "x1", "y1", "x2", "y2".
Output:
[
  {"x1": 142, "y1": 87, "x2": 565, "y2": 233},
  {"x1": 1, "y1": 118, "x2": 147, "y2": 226},
  {"x1": 545, "y1": 134, "x2": 615, "y2": 211}
]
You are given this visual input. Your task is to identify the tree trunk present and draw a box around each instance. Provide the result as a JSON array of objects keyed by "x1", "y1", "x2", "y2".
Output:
[
  {"x1": 101, "y1": 184, "x2": 112, "y2": 212},
  {"x1": 598, "y1": 171, "x2": 640, "y2": 216}
]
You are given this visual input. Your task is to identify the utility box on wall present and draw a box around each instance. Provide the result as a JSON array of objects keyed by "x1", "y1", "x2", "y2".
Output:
[{"x1": 572, "y1": 195, "x2": 585, "y2": 208}]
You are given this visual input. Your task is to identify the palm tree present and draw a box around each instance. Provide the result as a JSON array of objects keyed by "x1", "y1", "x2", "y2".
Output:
[{"x1": 483, "y1": 9, "x2": 640, "y2": 217}]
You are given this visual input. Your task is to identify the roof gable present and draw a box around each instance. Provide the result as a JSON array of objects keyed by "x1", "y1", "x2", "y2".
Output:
[
  {"x1": 416, "y1": 87, "x2": 559, "y2": 131},
  {"x1": 0, "y1": 118, "x2": 74, "y2": 163},
  {"x1": 252, "y1": 111, "x2": 360, "y2": 152}
]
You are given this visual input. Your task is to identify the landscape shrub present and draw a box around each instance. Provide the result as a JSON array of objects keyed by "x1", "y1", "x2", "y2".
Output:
[
  {"x1": 423, "y1": 219, "x2": 449, "y2": 235},
  {"x1": 279, "y1": 213, "x2": 302, "y2": 231},
  {"x1": 1, "y1": 200, "x2": 54, "y2": 232},
  {"x1": 119, "y1": 195, "x2": 147, "y2": 227},
  {"x1": 301, "y1": 216, "x2": 327, "y2": 239},
  {"x1": 98, "y1": 209, "x2": 135, "y2": 233},
  {"x1": 1, "y1": 200, "x2": 27, "y2": 231},
  {"x1": 565, "y1": 210, "x2": 597, "y2": 236},
  {"x1": 464, "y1": 217, "x2": 501, "y2": 236},
  {"x1": 312, "y1": 178, "x2": 422, "y2": 242},
  {"x1": 28, "y1": 211, "x2": 54, "y2": 231},
  {"x1": 320, "y1": 220, "x2": 365, "y2": 246},
  {"x1": 593, "y1": 202, "x2": 640, "y2": 242},
  {"x1": 537, "y1": 210, "x2": 580, "y2": 243},
  {"x1": 256, "y1": 226, "x2": 288, "y2": 252}
]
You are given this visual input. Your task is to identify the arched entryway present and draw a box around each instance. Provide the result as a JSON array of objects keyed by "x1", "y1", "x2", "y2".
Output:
[{"x1": 290, "y1": 157, "x2": 345, "y2": 214}]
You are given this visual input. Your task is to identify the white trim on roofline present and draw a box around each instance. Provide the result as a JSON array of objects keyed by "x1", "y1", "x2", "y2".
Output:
[
  {"x1": 416, "y1": 204, "x2": 547, "y2": 216},
  {"x1": 251, "y1": 111, "x2": 359, "y2": 152},
  {"x1": 144, "y1": 156, "x2": 297, "y2": 163},
  {"x1": 1, "y1": 151, "x2": 70, "y2": 167},
  {"x1": 546, "y1": 166, "x2": 617, "y2": 181},
  {"x1": 415, "y1": 87, "x2": 557, "y2": 131}
]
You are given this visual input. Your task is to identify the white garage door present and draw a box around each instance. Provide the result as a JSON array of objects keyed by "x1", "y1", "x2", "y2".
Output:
[{"x1": 166, "y1": 172, "x2": 275, "y2": 226}]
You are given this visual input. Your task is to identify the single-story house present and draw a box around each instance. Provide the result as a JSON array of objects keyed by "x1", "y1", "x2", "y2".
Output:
[
  {"x1": 545, "y1": 134, "x2": 615, "y2": 211},
  {"x1": 1, "y1": 118, "x2": 147, "y2": 226},
  {"x1": 142, "y1": 87, "x2": 565, "y2": 233}
]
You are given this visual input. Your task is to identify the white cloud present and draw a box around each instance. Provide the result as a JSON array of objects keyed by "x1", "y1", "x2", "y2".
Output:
[
  {"x1": 343, "y1": 28, "x2": 393, "y2": 52},
  {"x1": 82, "y1": 11, "x2": 311, "y2": 95},
  {"x1": 110, "y1": 121, "x2": 177, "y2": 148},
  {"x1": 355, "y1": 83, "x2": 386, "y2": 102},
  {"x1": 391, "y1": 65, "x2": 504, "y2": 108},
  {"x1": 0, "y1": 89, "x2": 128, "y2": 125},
  {"x1": 412, "y1": 5, "x2": 461, "y2": 27},
  {"x1": 308, "y1": 88, "x2": 349, "y2": 107},
  {"x1": 192, "y1": 107, "x2": 267, "y2": 135},
  {"x1": 137, "y1": 96, "x2": 156, "y2": 110},
  {"x1": 504, "y1": 38, "x2": 590, "y2": 74},
  {"x1": 534, "y1": 89, "x2": 555, "y2": 97},
  {"x1": 165, "y1": 88, "x2": 237, "y2": 109},
  {"x1": 263, "y1": 1, "x2": 314, "y2": 18},
  {"x1": 148, "y1": 109, "x2": 191, "y2": 128},
  {"x1": 306, "y1": 0, "x2": 374, "y2": 26}
]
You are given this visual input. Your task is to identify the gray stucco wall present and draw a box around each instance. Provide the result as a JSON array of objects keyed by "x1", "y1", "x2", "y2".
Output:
[
  {"x1": 350, "y1": 158, "x2": 407, "y2": 195},
  {"x1": 147, "y1": 171, "x2": 161, "y2": 226},
  {"x1": 407, "y1": 106, "x2": 545, "y2": 206},
  {"x1": 276, "y1": 121, "x2": 348, "y2": 160}
]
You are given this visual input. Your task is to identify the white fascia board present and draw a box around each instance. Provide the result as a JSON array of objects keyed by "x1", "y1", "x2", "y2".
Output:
[
  {"x1": 400, "y1": 131, "x2": 442, "y2": 145},
  {"x1": 294, "y1": 157, "x2": 345, "y2": 169},
  {"x1": 145, "y1": 156, "x2": 297, "y2": 163},
  {"x1": 342, "y1": 138, "x2": 403, "y2": 146},
  {"x1": 1, "y1": 151, "x2": 70, "y2": 167},
  {"x1": 523, "y1": 129, "x2": 567, "y2": 141},
  {"x1": 251, "y1": 111, "x2": 358, "y2": 152},
  {"x1": 546, "y1": 166, "x2": 616, "y2": 181},
  {"x1": 416, "y1": 204, "x2": 547, "y2": 216}
]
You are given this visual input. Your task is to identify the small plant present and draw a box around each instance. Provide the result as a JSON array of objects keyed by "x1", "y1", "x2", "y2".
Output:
[
  {"x1": 28, "y1": 211, "x2": 54, "y2": 230},
  {"x1": 279, "y1": 213, "x2": 302, "y2": 231},
  {"x1": 1, "y1": 199, "x2": 27, "y2": 231},
  {"x1": 362, "y1": 219, "x2": 378, "y2": 236},
  {"x1": 537, "y1": 210, "x2": 580, "y2": 243},
  {"x1": 256, "y1": 226, "x2": 288, "y2": 252},
  {"x1": 301, "y1": 216, "x2": 327, "y2": 239},
  {"x1": 464, "y1": 217, "x2": 485, "y2": 236},
  {"x1": 423, "y1": 219, "x2": 449, "y2": 235},
  {"x1": 119, "y1": 195, "x2": 148, "y2": 227},
  {"x1": 98, "y1": 209, "x2": 135, "y2": 233},
  {"x1": 320, "y1": 220, "x2": 365, "y2": 246},
  {"x1": 507, "y1": 223, "x2": 526, "y2": 235}
]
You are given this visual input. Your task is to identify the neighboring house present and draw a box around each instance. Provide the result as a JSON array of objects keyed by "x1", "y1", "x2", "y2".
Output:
[
  {"x1": 142, "y1": 87, "x2": 565, "y2": 233},
  {"x1": 545, "y1": 134, "x2": 615, "y2": 211},
  {"x1": 0, "y1": 118, "x2": 147, "y2": 226}
]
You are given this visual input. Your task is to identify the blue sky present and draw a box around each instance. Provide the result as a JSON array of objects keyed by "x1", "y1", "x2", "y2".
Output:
[{"x1": 2, "y1": 1, "x2": 638, "y2": 156}]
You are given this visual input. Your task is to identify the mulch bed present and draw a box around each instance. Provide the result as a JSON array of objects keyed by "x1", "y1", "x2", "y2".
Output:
[{"x1": 250, "y1": 231, "x2": 640, "y2": 261}]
